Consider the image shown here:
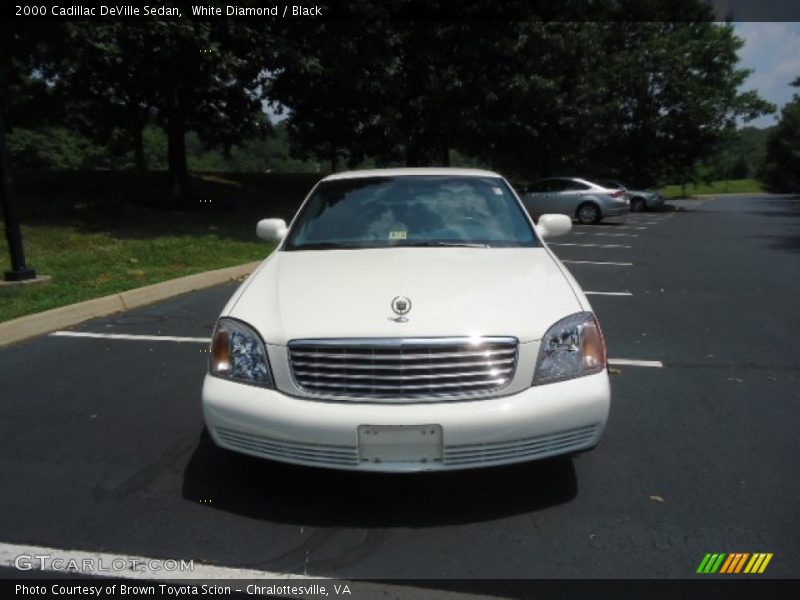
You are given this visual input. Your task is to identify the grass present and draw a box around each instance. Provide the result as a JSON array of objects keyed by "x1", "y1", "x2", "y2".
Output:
[
  {"x1": 659, "y1": 178, "x2": 765, "y2": 199},
  {"x1": 0, "y1": 170, "x2": 320, "y2": 323}
]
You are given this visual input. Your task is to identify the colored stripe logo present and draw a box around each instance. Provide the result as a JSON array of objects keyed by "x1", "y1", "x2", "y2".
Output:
[{"x1": 696, "y1": 553, "x2": 773, "y2": 574}]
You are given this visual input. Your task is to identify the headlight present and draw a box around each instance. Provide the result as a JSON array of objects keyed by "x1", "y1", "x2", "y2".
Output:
[
  {"x1": 533, "y1": 312, "x2": 606, "y2": 385},
  {"x1": 209, "y1": 318, "x2": 273, "y2": 387}
]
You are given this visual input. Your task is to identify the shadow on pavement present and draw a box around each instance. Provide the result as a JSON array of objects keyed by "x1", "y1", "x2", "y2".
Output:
[
  {"x1": 741, "y1": 195, "x2": 800, "y2": 218},
  {"x1": 756, "y1": 233, "x2": 800, "y2": 254},
  {"x1": 181, "y1": 428, "x2": 578, "y2": 528},
  {"x1": 742, "y1": 197, "x2": 800, "y2": 254}
]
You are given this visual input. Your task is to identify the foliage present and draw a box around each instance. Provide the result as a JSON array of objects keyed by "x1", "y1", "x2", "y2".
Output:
[
  {"x1": 3, "y1": 3, "x2": 776, "y2": 190},
  {"x1": 659, "y1": 178, "x2": 764, "y2": 198},
  {"x1": 20, "y1": 21, "x2": 279, "y2": 200},
  {"x1": 761, "y1": 78, "x2": 800, "y2": 192},
  {"x1": 269, "y1": 7, "x2": 773, "y2": 185},
  {"x1": 7, "y1": 122, "x2": 320, "y2": 174},
  {"x1": 7, "y1": 127, "x2": 111, "y2": 170}
]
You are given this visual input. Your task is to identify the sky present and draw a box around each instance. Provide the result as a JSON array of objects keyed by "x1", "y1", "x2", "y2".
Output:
[{"x1": 734, "y1": 22, "x2": 800, "y2": 128}]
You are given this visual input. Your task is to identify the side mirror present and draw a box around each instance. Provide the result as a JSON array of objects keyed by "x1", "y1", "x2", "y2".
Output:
[
  {"x1": 536, "y1": 214, "x2": 572, "y2": 239},
  {"x1": 256, "y1": 218, "x2": 288, "y2": 243}
]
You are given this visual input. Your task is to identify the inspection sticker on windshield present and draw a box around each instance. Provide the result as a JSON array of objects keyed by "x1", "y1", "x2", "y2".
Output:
[
  {"x1": 389, "y1": 230, "x2": 407, "y2": 240},
  {"x1": 492, "y1": 187, "x2": 503, "y2": 195}
]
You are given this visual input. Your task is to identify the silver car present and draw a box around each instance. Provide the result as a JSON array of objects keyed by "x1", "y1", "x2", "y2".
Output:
[
  {"x1": 520, "y1": 177, "x2": 629, "y2": 224},
  {"x1": 598, "y1": 179, "x2": 665, "y2": 212}
]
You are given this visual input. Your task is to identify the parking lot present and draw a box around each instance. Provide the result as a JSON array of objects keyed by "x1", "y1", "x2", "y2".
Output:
[{"x1": 1, "y1": 194, "x2": 798, "y2": 582}]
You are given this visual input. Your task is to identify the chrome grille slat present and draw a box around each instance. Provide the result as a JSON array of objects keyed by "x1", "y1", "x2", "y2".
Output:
[
  {"x1": 292, "y1": 367, "x2": 514, "y2": 381},
  {"x1": 290, "y1": 357, "x2": 516, "y2": 370},
  {"x1": 288, "y1": 337, "x2": 518, "y2": 401},
  {"x1": 299, "y1": 378, "x2": 507, "y2": 391},
  {"x1": 289, "y1": 348, "x2": 516, "y2": 360}
]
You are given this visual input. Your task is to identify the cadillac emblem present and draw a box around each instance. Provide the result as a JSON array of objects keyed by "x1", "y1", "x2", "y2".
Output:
[{"x1": 391, "y1": 296, "x2": 412, "y2": 316}]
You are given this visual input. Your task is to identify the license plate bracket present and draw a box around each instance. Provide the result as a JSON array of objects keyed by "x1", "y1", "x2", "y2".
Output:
[{"x1": 357, "y1": 424, "x2": 443, "y2": 464}]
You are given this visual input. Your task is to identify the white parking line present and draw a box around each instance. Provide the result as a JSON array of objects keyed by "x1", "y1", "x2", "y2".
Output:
[
  {"x1": 562, "y1": 260, "x2": 633, "y2": 266},
  {"x1": 608, "y1": 358, "x2": 663, "y2": 368},
  {"x1": 51, "y1": 331, "x2": 210, "y2": 343},
  {"x1": 585, "y1": 291, "x2": 633, "y2": 296},
  {"x1": 550, "y1": 243, "x2": 631, "y2": 248},
  {"x1": 573, "y1": 232, "x2": 639, "y2": 237}
]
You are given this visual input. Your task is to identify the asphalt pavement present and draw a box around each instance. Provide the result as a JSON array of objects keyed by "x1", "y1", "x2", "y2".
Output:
[{"x1": 1, "y1": 194, "x2": 798, "y2": 583}]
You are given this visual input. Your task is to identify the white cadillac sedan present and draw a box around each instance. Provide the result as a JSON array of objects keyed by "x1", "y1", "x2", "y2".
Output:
[{"x1": 202, "y1": 168, "x2": 610, "y2": 472}]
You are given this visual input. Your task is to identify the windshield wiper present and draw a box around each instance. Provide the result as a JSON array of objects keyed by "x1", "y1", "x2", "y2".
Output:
[{"x1": 402, "y1": 241, "x2": 491, "y2": 248}]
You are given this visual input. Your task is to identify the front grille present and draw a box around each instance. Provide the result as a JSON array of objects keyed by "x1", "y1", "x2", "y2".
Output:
[{"x1": 288, "y1": 337, "x2": 518, "y2": 401}]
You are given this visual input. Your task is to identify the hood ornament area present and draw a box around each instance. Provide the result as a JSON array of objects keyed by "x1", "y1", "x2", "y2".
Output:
[{"x1": 389, "y1": 296, "x2": 412, "y2": 322}]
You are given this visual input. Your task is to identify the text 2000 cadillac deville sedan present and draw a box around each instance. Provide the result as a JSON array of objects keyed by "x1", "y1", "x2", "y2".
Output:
[{"x1": 202, "y1": 168, "x2": 610, "y2": 471}]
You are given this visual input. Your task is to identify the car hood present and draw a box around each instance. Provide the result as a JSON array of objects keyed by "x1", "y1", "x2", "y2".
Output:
[{"x1": 227, "y1": 247, "x2": 583, "y2": 344}]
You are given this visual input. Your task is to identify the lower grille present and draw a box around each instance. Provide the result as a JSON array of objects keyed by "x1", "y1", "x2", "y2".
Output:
[
  {"x1": 215, "y1": 427, "x2": 358, "y2": 467},
  {"x1": 443, "y1": 424, "x2": 599, "y2": 467},
  {"x1": 288, "y1": 337, "x2": 518, "y2": 401}
]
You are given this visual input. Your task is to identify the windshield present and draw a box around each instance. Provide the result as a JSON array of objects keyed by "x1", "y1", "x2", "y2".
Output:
[{"x1": 283, "y1": 176, "x2": 539, "y2": 250}]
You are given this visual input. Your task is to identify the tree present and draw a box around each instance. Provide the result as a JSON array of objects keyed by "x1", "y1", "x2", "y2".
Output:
[
  {"x1": 761, "y1": 78, "x2": 800, "y2": 192},
  {"x1": 598, "y1": 17, "x2": 774, "y2": 187},
  {"x1": 268, "y1": 16, "x2": 400, "y2": 170},
  {"x1": 270, "y1": 2, "x2": 772, "y2": 183},
  {"x1": 37, "y1": 22, "x2": 276, "y2": 203},
  {"x1": 52, "y1": 24, "x2": 156, "y2": 172},
  {"x1": 0, "y1": 24, "x2": 67, "y2": 129}
]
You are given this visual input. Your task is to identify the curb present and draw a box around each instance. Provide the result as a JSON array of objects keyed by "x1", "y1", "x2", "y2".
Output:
[{"x1": 0, "y1": 260, "x2": 261, "y2": 348}]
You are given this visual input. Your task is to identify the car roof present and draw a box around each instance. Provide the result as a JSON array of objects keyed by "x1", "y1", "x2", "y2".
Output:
[{"x1": 322, "y1": 168, "x2": 503, "y2": 181}]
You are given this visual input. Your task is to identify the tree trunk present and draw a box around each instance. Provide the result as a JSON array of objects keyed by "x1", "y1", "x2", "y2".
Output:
[
  {"x1": 404, "y1": 143, "x2": 419, "y2": 167},
  {"x1": 0, "y1": 111, "x2": 36, "y2": 280},
  {"x1": 132, "y1": 109, "x2": 146, "y2": 173},
  {"x1": 166, "y1": 85, "x2": 188, "y2": 205},
  {"x1": 541, "y1": 148, "x2": 550, "y2": 179},
  {"x1": 330, "y1": 148, "x2": 338, "y2": 173},
  {"x1": 404, "y1": 140, "x2": 442, "y2": 167}
]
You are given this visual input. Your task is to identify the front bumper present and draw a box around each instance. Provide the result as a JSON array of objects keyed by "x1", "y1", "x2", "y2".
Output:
[{"x1": 202, "y1": 371, "x2": 610, "y2": 472}]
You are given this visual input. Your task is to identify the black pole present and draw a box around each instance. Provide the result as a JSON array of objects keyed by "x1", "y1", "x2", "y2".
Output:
[{"x1": 0, "y1": 111, "x2": 36, "y2": 281}]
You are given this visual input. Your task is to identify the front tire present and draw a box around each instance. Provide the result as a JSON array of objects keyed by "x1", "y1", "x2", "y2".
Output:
[
  {"x1": 576, "y1": 202, "x2": 601, "y2": 224},
  {"x1": 630, "y1": 197, "x2": 646, "y2": 212}
]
